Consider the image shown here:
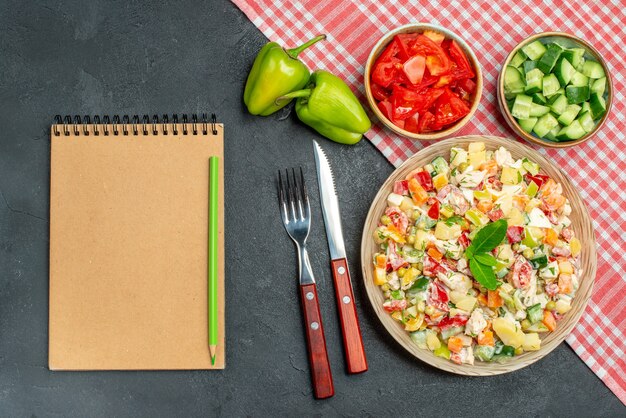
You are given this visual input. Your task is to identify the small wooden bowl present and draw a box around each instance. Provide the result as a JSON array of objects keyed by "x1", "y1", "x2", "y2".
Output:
[
  {"x1": 497, "y1": 32, "x2": 613, "y2": 148},
  {"x1": 360, "y1": 135, "x2": 597, "y2": 375},
  {"x1": 364, "y1": 23, "x2": 483, "y2": 141}
]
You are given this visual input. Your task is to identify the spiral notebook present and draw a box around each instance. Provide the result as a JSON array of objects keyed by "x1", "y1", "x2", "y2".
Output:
[{"x1": 49, "y1": 114, "x2": 225, "y2": 370}]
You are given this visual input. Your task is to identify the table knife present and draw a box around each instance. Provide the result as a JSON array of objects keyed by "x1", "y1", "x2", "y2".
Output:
[{"x1": 313, "y1": 140, "x2": 368, "y2": 374}]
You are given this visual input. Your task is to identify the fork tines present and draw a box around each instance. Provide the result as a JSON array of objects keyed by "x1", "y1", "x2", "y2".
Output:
[{"x1": 278, "y1": 168, "x2": 309, "y2": 222}]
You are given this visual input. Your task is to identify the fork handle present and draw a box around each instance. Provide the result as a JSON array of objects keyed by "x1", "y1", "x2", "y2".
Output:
[
  {"x1": 331, "y1": 258, "x2": 368, "y2": 374},
  {"x1": 299, "y1": 283, "x2": 334, "y2": 399}
]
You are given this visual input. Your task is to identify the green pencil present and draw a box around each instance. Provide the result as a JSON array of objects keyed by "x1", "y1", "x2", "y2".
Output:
[{"x1": 208, "y1": 156, "x2": 219, "y2": 365}]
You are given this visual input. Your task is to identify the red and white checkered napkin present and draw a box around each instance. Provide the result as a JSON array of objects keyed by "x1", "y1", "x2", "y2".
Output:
[{"x1": 233, "y1": 0, "x2": 626, "y2": 403}]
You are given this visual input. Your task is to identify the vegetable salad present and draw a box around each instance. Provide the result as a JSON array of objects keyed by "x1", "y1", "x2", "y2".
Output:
[{"x1": 372, "y1": 142, "x2": 581, "y2": 364}]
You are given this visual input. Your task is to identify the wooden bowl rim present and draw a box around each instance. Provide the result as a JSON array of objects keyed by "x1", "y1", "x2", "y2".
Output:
[
  {"x1": 360, "y1": 135, "x2": 597, "y2": 375},
  {"x1": 497, "y1": 31, "x2": 613, "y2": 148},
  {"x1": 364, "y1": 23, "x2": 484, "y2": 141}
]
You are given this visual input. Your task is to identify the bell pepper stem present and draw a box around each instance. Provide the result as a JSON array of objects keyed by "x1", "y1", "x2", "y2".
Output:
[
  {"x1": 275, "y1": 89, "x2": 312, "y2": 105},
  {"x1": 286, "y1": 34, "x2": 326, "y2": 59}
]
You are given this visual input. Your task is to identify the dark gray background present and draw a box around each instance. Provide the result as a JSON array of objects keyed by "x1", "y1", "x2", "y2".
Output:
[{"x1": 0, "y1": 0, "x2": 623, "y2": 416}]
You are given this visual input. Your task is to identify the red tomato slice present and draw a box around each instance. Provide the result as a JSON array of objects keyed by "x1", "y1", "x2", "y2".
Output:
[
  {"x1": 372, "y1": 58, "x2": 401, "y2": 88},
  {"x1": 403, "y1": 55, "x2": 426, "y2": 85},
  {"x1": 445, "y1": 40, "x2": 475, "y2": 77},
  {"x1": 395, "y1": 33, "x2": 419, "y2": 60},
  {"x1": 457, "y1": 78, "x2": 476, "y2": 94},
  {"x1": 404, "y1": 112, "x2": 420, "y2": 133},
  {"x1": 418, "y1": 111, "x2": 435, "y2": 133},
  {"x1": 433, "y1": 88, "x2": 471, "y2": 128},
  {"x1": 371, "y1": 83, "x2": 390, "y2": 101},
  {"x1": 378, "y1": 37, "x2": 401, "y2": 63},
  {"x1": 427, "y1": 200, "x2": 440, "y2": 219},
  {"x1": 377, "y1": 100, "x2": 393, "y2": 120}
]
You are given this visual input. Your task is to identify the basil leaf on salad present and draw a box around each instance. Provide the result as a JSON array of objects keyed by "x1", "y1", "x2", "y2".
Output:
[
  {"x1": 469, "y1": 258, "x2": 500, "y2": 290},
  {"x1": 466, "y1": 219, "x2": 508, "y2": 255},
  {"x1": 473, "y1": 252, "x2": 497, "y2": 266}
]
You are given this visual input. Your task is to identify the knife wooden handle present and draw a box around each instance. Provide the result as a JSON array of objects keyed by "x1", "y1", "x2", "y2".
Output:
[
  {"x1": 330, "y1": 258, "x2": 368, "y2": 374},
  {"x1": 299, "y1": 283, "x2": 334, "y2": 399}
]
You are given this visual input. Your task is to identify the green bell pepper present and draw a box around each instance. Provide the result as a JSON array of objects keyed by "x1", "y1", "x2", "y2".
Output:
[
  {"x1": 277, "y1": 70, "x2": 371, "y2": 144},
  {"x1": 243, "y1": 35, "x2": 326, "y2": 116}
]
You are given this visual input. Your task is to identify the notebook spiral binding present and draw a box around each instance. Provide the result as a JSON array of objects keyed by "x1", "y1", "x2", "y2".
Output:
[{"x1": 53, "y1": 113, "x2": 218, "y2": 137}]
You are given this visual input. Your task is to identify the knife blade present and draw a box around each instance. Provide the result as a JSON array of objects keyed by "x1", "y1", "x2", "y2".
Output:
[{"x1": 313, "y1": 140, "x2": 368, "y2": 374}]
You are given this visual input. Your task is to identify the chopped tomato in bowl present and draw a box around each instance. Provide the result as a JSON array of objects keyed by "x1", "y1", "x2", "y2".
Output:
[{"x1": 365, "y1": 24, "x2": 483, "y2": 139}]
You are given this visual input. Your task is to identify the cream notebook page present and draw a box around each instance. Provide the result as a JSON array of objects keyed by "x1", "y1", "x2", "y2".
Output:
[{"x1": 49, "y1": 116, "x2": 224, "y2": 370}]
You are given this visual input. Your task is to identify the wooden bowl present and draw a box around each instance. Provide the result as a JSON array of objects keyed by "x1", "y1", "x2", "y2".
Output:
[
  {"x1": 497, "y1": 32, "x2": 613, "y2": 148},
  {"x1": 360, "y1": 135, "x2": 597, "y2": 375},
  {"x1": 364, "y1": 23, "x2": 483, "y2": 141}
]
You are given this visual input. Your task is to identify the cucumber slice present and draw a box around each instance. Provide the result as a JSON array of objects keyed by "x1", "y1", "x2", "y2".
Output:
[
  {"x1": 591, "y1": 77, "x2": 606, "y2": 96},
  {"x1": 548, "y1": 88, "x2": 564, "y2": 99},
  {"x1": 561, "y1": 48, "x2": 585, "y2": 68},
  {"x1": 570, "y1": 71, "x2": 589, "y2": 87},
  {"x1": 511, "y1": 94, "x2": 533, "y2": 119},
  {"x1": 555, "y1": 120, "x2": 586, "y2": 141},
  {"x1": 589, "y1": 92, "x2": 607, "y2": 119},
  {"x1": 581, "y1": 101, "x2": 591, "y2": 114},
  {"x1": 566, "y1": 85, "x2": 590, "y2": 104},
  {"x1": 581, "y1": 60, "x2": 605, "y2": 79},
  {"x1": 510, "y1": 51, "x2": 527, "y2": 68},
  {"x1": 523, "y1": 60, "x2": 538, "y2": 74},
  {"x1": 522, "y1": 158, "x2": 540, "y2": 175},
  {"x1": 542, "y1": 74, "x2": 560, "y2": 97},
  {"x1": 532, "y1": 92, "x2": 547, "y2": 105},
  {"x1": 544, "y1": 124, "x2": 561, "y2": 141},
  {"x1": 549, "y1": 94, "x2": 568, "y2": 114},
  {"x1": 533, "y1": 113, "x2": 559, "y2": 138},
  {"x1": 537, "y1": 43, "x2": 564, "y2": 73},
  {"x1": 504, "y1": 65, "x2": 525, "y2": 95},
  {"x1": 557, "y1": 104, "x2": 582, "y2": 126},
  {"x1": 529, "y1": 103, "x2": 550, "y2": 117},
  {"x1": 554, "y1": 57, "x2": 575, "y2": 86},
  {"x1": 577, "y1": 111, "x2": 595, "y2": 133},
  {"x1": 518, "y1": 118, "x2": 538, "y2": 133},
  {"x1": 550, "y1": 94, "x2": 567, "y2": 115},
  {"x1": 524, "y1": 68, "x2": 544, "y2": 94},
  {"x1": 522, "y1": 41, "x2": 547, "y2": 60},
  {"x1": 576, "y1": 56, "x2": 586, "y2": 72},
  {"x1": 432, "y1": 156, "x2": 450, "y2": 174}
]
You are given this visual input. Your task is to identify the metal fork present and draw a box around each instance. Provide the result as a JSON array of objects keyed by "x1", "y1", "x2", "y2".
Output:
[{"x1": 278, "y1": 168, "x2": 334, "y2": 399}]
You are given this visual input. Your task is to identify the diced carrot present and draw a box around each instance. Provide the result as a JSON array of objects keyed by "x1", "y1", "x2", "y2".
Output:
[
  {"x1": 447, "y1": 336, "x2": 464, "y2": 353},
  {"x1": 487, "y1": 290, "x2": 503, "y2": 308},
  {"x1": 542, "y1": 310, "x2": 557, "y2": 332},
  {"x1": 477, "y1": 293, "x2": 488, "y2": 307},
  {"x1": 558, "y1": 273, "x2": 573, "y2": 294},
  {"x1": 543, "y1": 193, "x2": 566, "y2": 211},
  {"x1": 408, "y1": 178, "x2": 429, "y2": 206},
  {"x1": 375, "y1": 254, "x2": 387, "y2": 269},
  {"x1": 541, "y1": 178, "x2": 558, "y2": 195},
  {"x1": 476, "y1": 199, "x2": 493, "y2": 213},
  {"x1": 513, "y1": 195, "x2": 529, "y2": 211},
  {"x1": 543, "y1": 228, "x2": 558, "y2": 246},
  {"x1": 479, "y1": 160, "x2": 498, "y2": 176},
  {"x1": 427, "y1": 247, "x2": 443, "y2": 262},
  {"x1": 477, "y1": 330, "x2": 495, "y2": 347}
]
